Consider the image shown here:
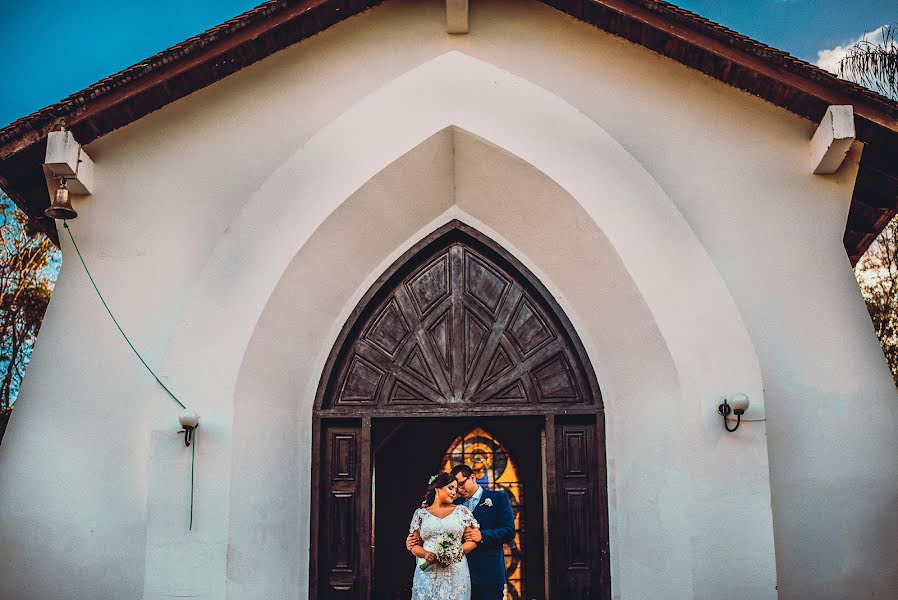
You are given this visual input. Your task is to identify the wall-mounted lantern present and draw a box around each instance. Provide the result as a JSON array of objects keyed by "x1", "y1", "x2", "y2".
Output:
[
  {"x1": 718, "y1": 393, "x2": 750, "y2": 432},
  {"x1": 178, "y1": 408, "x2": 200, "y2": 446}
]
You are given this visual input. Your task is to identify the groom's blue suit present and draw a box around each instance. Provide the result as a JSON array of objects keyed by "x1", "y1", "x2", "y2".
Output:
[{"x1": 455, "y1": 488, "x2": 515, "y2": 599}]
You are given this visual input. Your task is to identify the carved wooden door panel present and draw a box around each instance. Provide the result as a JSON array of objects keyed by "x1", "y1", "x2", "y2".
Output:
[
  {"x1": 325, "y1": 241, "x2": 594, "y2": 409},
  {"x1": 552, "y1": 416, "x2": 609, "y2": 599},
  {"x1": 317, "y1": 422, "x2": 369, "y2": 600}
]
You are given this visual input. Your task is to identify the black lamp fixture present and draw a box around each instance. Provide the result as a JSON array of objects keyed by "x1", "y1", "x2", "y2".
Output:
[
  {"x1": 718, "y1": 393, "x2": 750, "y2": 432},
  {"x1": 178, "y1": 408, "x2": 200, "y2": 446}
]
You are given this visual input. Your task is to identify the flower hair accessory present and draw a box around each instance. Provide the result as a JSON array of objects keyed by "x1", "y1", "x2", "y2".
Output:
[{"x1": 428, "y1": 475, "x2": 437, "y2": 485}]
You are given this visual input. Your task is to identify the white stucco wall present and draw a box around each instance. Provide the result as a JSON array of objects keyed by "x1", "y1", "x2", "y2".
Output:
[{"x1": 0, "y1": 1, "x2": 895, "y2": 599}]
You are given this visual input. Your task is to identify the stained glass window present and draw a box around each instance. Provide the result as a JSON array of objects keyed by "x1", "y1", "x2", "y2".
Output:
[{"x1": 442, "y1": 427, "x2": 526, "y2": 600}]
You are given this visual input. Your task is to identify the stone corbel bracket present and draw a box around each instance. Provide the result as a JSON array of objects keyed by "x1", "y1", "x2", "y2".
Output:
[
  {"x1": 43, "y1": 129, "x2": 95, "y2": 198},
  {"x1": 811, "y1": 105, "x2": 855, "y2": 174},
  {"x1": 447, "y1": 0, "x2": 469, "y2": 34}
]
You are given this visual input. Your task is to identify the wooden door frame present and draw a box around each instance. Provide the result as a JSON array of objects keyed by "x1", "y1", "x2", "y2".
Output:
[{"x1": 309, "y1": 222, "x2": 610, "y2": 599}]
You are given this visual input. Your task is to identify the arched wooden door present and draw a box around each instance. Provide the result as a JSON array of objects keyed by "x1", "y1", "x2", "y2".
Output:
[{"x1": 311, "y1": 222, "x2": 609, "y2": 599}]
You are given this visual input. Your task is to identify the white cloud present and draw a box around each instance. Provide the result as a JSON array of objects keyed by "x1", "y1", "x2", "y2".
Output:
[{"x1": 816, "y1": 25, "x2": 889, "y2": 74}]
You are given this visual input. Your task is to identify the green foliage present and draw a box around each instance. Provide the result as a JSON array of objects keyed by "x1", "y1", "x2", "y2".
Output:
[
  {"x1": 0, "y1": 192, "x2": 60, "y2": 443},
  {"x1": 843, "y1": 25, "x2": 898, "y2": 386},
  {"x1": 855, "y1": 217, "x2": 898, "y2": 387},
  {"x1": 838, "y1": 25, "x2": 898, "y2": 101}
]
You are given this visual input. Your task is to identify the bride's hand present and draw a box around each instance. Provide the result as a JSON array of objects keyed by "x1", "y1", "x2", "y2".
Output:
[
  {"x1": 463, "y1": 526, "x2": 482, "y2": 543},
  {"x1": 424, "y1": 551, "x2": 438, "y2": 564}
]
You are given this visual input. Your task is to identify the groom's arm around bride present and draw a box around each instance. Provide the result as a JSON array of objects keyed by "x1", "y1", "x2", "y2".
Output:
[{"x1": 470, "y1": 489, "x2": 514, "y2": 551}]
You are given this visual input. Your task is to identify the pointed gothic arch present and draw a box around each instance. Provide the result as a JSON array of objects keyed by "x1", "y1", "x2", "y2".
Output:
[
  {"x1": 311, "y1": 221, "x2": 609, "y2": 599},
  {"x1": 315, "y1": 221, "x2": 602, "y2": 413}
]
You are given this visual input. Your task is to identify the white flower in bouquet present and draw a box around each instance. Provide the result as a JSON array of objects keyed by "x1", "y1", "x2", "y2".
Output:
[{"x1": 419, "y1": 532, "x2": 464, "y2": 570}]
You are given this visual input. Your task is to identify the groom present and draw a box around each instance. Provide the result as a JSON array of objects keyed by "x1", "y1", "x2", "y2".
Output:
[{"x1": 407, "y1": 464, "x2": 515, "y2": 600}]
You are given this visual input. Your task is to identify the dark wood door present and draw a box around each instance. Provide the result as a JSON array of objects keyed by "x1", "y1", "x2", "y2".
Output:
[
  {"x1": 316, "y1": 420, "x2": 371, "y2": 600},
  {"x1": 550, "y1": 415, "x2": 610, "y2": 598}
]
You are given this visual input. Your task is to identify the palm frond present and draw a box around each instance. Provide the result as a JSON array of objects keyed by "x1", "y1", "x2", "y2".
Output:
[{"x1": 838, "y1": 25, "x2": 898, "y2": 101}]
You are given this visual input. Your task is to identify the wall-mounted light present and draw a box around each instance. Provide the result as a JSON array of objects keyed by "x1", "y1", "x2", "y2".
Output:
[
  {"x1": 178, "y1": 408, "x2": 200, "y2": 446},
  {"x1": 718, "y1": 393, "x2": 749, "y2": 432}
]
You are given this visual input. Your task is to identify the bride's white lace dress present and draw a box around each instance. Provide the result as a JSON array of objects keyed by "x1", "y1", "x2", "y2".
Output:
[{"x1": 409, "y1": 505, "x2": 479, "y2": 600}]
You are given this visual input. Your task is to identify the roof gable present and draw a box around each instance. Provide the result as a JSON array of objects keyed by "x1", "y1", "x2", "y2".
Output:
[{"x1": 1, "y1": 0, "x2": 896, "y2": 261}]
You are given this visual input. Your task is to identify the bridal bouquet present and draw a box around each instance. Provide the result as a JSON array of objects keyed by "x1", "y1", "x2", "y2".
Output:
[{"x1": 419, "y1": 532, "x2": 464, "y2": 570}]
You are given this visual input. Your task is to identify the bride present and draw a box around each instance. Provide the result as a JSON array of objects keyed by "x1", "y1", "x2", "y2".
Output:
[{"x1": 408, "y1": 472, "x2": 480, "y2": 600}]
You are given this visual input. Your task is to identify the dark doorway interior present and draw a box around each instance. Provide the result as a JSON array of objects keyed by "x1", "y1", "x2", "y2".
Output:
[{"x1": 372, "y1": 417, "x2": 545, "y2": 600}]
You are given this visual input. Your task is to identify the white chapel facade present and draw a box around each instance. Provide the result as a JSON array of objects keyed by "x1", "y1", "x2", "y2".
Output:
[{"x1": 0, "y1": 1, "x2": 896, "y2": 599}]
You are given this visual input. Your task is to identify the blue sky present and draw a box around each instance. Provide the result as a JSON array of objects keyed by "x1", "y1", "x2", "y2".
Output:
[{"x1": 0, "y1": 0, "x2": 895, "y2": 128}]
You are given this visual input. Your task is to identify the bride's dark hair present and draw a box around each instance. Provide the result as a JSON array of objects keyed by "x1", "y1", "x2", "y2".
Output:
[{"x1": 421, "y1": 472, "x2": 455, "y2": 507}]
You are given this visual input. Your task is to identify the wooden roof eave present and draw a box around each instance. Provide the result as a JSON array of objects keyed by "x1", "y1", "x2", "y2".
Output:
[
  {"x1": 541, "y1": 0, "x2": 898, "y2": 265},
  {"x1": 0, "y1": 0, "x2": 896, "y2": 262}
]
